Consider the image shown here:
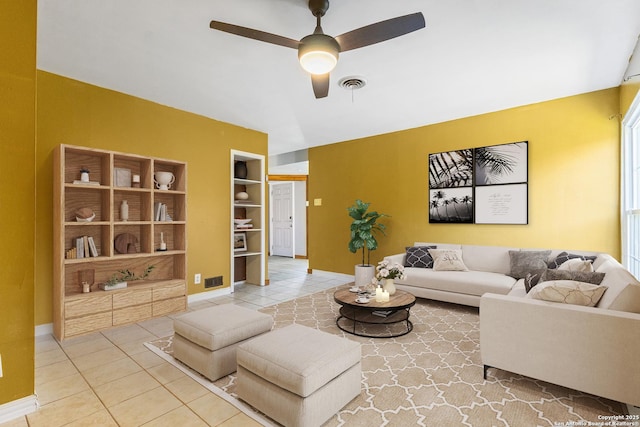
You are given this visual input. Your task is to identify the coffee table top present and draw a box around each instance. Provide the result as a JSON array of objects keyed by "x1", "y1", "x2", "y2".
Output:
[{"x1": 334, "y1": 285, "x2": 416, "y2": 310}]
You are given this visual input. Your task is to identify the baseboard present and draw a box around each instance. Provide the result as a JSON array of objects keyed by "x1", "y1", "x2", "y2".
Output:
[
  {"x1": 188, "y1": 287, "x2": 231, "y2": 303},
  {"x1": 0, "y1": 395, "x2": 38, "y2": 424},
  {"x1": 35, "y1": 323, "x2": 53, "y2": 337}
]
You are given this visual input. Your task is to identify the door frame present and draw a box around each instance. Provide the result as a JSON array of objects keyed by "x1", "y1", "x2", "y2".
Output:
[{"x1": 268, "y1": 175, "x2": 308, "y2": 259}]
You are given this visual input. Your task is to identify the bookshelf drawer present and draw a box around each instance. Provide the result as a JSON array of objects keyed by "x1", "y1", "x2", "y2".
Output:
[
  {"x1": 65, "y1": 312, "x2": 112, "y2": 337},
  {"x1": 113, "y1": 289, "x2": 152, "y2": 309},
  {"x1": 153, "y1": 296, "x2": 186, "y2": 317},
  {"x1": 113, "y1": 304, "x2": 152, "y2": 326},
  {"x1": 65, "y1": 295, "x2": 112, "y2": 319},
  {"x1": 153, "y1": 282, "x2": 185, "y2": 301}
]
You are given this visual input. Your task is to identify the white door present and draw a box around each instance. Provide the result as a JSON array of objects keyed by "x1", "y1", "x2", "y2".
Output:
[{"x1": 271, "y1": 183, "x2": 294, "y2": 257}]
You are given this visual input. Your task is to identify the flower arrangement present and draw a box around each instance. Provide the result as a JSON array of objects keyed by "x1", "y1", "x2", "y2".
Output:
[{"x1": 374, "y1": 259, "x2": 407, "y2": 282}]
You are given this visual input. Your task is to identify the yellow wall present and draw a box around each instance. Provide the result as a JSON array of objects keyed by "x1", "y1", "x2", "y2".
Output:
[
  {"x1": 621, "y1": 81, "x2": 640, "y2": 117},
  {"x1": 308, "y1": 88, "x2": 621, "y2": 275},
  {"x1": 0, "y1": 0, "x2": 37, "y2": 405},
  {"x1": 35, "y1": 71, "x2": 267, "y2": 326}
]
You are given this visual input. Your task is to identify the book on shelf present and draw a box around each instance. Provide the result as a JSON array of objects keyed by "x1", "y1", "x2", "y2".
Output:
[
  {"x1": 154, "y1": 202, "x2": 162, "y2": 221},
  {"x1": 75, "y1": 235, "x2": 99, "y2": 258},
  {"x1": 154, "y1": 202, "x2": 173, "y2": 222},
  {"x1": 72, "y1": 180, "x2": 100, "y2": 186},
  {"x1": 83, "y1": 236, "x2": 90, "y2": 258},
  {"x1": 76, "y1": 237, "x2": 84, "y2": 258},
  {"x1": 372, "y1": 310, "x2": 394, "y2": 317},
  {"x1": 87, "y1": 236, "x2": 99, "y2": 257}
]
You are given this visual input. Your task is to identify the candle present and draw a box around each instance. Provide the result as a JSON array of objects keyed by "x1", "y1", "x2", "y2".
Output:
[
  {"x1": 160, "y1": 232, "x2": 167, "y2": 251},
  {"x1": 375, "y1": 286, "x2": 383, "y2": 302},
  {"x1": 381, "y1": 290, "x2": 390, "y2": 302}
]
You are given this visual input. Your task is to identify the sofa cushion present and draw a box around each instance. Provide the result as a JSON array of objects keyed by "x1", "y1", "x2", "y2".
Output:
[
  {"x1": 547, "y1": 251, "x2": 598, "y2": 269},
  {"x1": 606, "y1": 283, "x2": 640, "y2": 313},
  {"x1": 404, "y1": 246, "x2": 436, "y2": 268},
  {"x1": 396, "y1": 268, "x2": 516, "y2": 296},
  {"x1": 540, "y1": 268, "x2": 605, "y2": 286},
  {"x1": 508, "y1": 250, "x2": 551, "y2": 279},
  {"x1": 523, "y1": 269, "x2": 546, "y2": 293},
  {"x1": 429, "y1": 248, "x2": 469, "y2": 271},
  {"x1": 414, "y1": 242, "x2": 461, "y2": 250},
  {"x1": 558, "y1": 258, "x2": 594, "y2": 272},
  {"x1": 596, "y1": 258, "x2": 640, "y2": 309},
  {"x1": 527, "y1": 280, "x2": 608, "y2": 307},
  {"x1": 462, "y1": 245, "x2": 516, "y2": 275}
]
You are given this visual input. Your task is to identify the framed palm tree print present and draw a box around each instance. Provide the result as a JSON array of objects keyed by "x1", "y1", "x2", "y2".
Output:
[{"x1": 428, "y1": 141, "x2": 528, "y2": 224}]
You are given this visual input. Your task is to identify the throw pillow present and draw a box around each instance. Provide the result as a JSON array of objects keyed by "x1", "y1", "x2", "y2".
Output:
[
  {"x1": 547, "y1": 251, "x2": 598, "y2": 269},
  {"x1": 539, "y1": 268, "x2": 605, "y2": 285},
  {"x1": 528, "y1": 280, "x2": 608, "y2": 307},
  {"x1": 606, "y1": 282, "x2": 640, "y2": 314},
  {"x1": 508, "y1": 250, "x2": 552, "y2": 279},
  {"x1": 557, "y1": 258, "x2": 594, "y2": 272},
  {"x1": 524, "y1": 269, "x2": 546, "y2": 293},
  {"x1": 428, "y1": 248, "x2": 469, "y2": 271},
  {"x1": 404, "y1": 246, "x2": 436, "y2": 268}
]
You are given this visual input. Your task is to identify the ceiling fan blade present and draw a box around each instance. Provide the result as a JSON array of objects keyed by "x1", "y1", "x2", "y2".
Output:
[
  {"x1": 335, "y1": 12, "x2": 425, "y2": 52},
  {"x1": 210, "y1": 21, "x2": 300, "y2": 50},
  {"x1": 311, "y1": 73, "x2": 330, "y2": 99}
]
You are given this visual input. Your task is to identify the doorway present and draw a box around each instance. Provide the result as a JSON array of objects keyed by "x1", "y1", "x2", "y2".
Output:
[{"x1": 271, "y1": 182, "x2": 294, "y2": 257}]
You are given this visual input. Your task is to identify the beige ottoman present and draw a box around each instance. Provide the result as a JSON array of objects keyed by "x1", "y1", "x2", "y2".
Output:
[
  {"x1": 172, "y1": 304, "x2": 273, "y2": 381},
  {"x1": 237, "y1": 324, "x2": 361, "y2": 427}
]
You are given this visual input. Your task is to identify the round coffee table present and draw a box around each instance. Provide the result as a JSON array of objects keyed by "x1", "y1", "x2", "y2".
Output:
[{"x1": 333, "y1": 285, "x2": 416, "y2": 338}]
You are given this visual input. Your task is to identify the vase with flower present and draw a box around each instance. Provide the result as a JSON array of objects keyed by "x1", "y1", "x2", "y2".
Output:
[{"x1": 373, "y1": 259, "x2": 406, "y2": 295}]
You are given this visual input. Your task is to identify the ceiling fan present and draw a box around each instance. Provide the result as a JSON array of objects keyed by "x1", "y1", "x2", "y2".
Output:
[{"x1": 210, "y1": 0, "x2": 425, "y2": 99}]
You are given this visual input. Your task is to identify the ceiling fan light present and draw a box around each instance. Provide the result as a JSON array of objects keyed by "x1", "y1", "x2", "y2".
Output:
[{"x1": 298, "y1": 34, "x2": 339, "y2": 75}]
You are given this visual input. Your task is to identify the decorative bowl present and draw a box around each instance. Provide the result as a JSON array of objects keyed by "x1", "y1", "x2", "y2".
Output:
[
  {"x1": 234, "y1": 218, "x2": 252, "y2": 226},
  {"x1": 76, "y1": 213, "x2": 96, "y2": 222},
  {"x1": 235, "y1": 191, "x2": 249, "y2": 200}
]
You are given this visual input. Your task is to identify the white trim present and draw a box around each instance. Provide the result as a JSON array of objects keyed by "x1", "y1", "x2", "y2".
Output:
[
  {"x1": 188, "y1": 287, "x2": 231, "y2": 303},
  {"x1": 621, "y1": 90, "x2": 640, "y2": 276},
  {"x1": 0, "y1": 395, "x2": 38, "y2": 424}
]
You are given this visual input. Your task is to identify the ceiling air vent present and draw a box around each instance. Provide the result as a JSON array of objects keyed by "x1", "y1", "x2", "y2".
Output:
[{"x1": 338, "y1": 76, "x2": 367, "y2": 90}]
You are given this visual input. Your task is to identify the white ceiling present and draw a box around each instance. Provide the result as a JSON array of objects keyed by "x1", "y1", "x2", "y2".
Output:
[{"x1": 37, "y1": 0, "x2": 640, "y2": 160}]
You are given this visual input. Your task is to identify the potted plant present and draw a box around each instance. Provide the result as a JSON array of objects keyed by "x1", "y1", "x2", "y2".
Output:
[
  {"x1": 100, "y1": 265, "x2": 155, "y2": 291},
  {"x1": 347, "y1": 199, "x2": 388, "y2": 286}
]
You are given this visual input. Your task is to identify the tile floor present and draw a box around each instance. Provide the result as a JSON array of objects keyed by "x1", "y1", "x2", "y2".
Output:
[{"x1": 2, "y1": 257, "x2": 353, "y2": 427}]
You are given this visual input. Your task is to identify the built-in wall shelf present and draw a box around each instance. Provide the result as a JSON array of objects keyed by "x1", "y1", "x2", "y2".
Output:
[{"x1": 231, "y1": 150, "x2": 265, "y2": 286}]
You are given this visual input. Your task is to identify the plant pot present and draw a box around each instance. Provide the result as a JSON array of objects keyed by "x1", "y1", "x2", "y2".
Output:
[
  {"x1": 99, "y1": 281, "x2": 128, "y2": 291},
  {"x1": 354, "y1": 265, "x2": 375, "y2": 287},
  {"x1": 383, "y1": 278, "x2": 396, "y2": 295}
]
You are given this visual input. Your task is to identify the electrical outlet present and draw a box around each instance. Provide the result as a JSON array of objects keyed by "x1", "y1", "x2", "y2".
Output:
[{"x1": 194, "y1": 273, "x2": 201, "y2": 284}]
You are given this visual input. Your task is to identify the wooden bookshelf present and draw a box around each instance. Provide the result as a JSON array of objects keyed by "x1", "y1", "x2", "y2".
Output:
[{"x1": 53, "y1": 144, "x2": 187, "y2": 340}]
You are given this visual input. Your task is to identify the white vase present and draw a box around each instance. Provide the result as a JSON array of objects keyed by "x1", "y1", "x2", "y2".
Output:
[
  {"x1": 120, "y1": 200, "x2": 129, "y2": 221},
  {"x1": 354, "y1": 265, "x2": 375, "y2": 286},
  {"x1": 383, "y1": 278, "x2": 396, "y2": 295}
]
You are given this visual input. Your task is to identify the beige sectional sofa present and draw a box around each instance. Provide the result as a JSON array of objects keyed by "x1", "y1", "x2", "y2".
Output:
[{"x1": 384, "y1": 242, "x2": 640, "y2": 407}]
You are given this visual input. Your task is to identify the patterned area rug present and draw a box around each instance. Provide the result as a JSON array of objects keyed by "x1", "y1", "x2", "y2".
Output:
[{"x1": 147, "y1": 285, "x2": 626, "y2": 426}]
